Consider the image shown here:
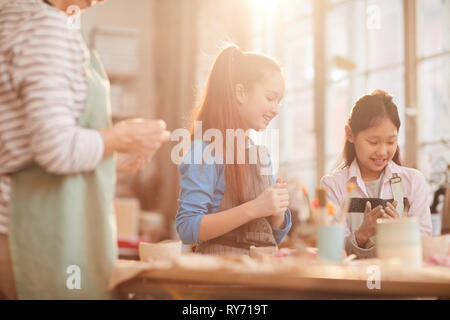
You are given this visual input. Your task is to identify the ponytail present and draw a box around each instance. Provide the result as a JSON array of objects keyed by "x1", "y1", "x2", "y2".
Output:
[{"x1": 191, "y1": 44, "x2": 283, "y2": 205}]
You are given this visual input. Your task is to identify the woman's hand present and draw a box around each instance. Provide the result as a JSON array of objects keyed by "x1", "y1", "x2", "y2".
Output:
[
  {"x1": 100, "y1": 119, "x2": 170, "y2": 157},
  {"x1": 249, "y1": 178, "x2": 289, "y2": 220},
  {"x1": 116, "y1": 153, "x2": 150, "y2": 174},
  {"x1": 355, "y1": 201, "x2": 385, "y2": 247}
]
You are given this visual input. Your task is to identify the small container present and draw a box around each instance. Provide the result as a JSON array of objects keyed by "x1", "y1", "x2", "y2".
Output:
[
  {"x1": 317, "y1": 223, "x2": 345, "y2": 263},
  {"x1": 139, "y1": 211, "x2": 164, "y2": 242},
  {"x1": 376, "y1": 217, "x2": 422, "y2": 269},
  {"x1": 139, "y1": 240, "x2": 182, "y2": 262}
]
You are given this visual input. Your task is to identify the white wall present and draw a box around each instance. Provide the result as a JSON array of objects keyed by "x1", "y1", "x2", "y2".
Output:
[{"x1": 0, "y1": 0, "x2": 156, "y2": 118}]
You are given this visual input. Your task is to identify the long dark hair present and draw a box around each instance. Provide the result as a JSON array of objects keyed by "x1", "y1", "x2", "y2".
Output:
[
  {"x1": 191, "y1": 44, "x2": 283, "y2": 205},
  {"x1": 342, "y1": 90, "x2": 402, "y2": 168}
]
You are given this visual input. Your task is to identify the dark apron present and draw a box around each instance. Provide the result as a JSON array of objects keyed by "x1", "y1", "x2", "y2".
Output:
[{"x1": 195, "y1": 146, "x2": 277, "y2": 255}]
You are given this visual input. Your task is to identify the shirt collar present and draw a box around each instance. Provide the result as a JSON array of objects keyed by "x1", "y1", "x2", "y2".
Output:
[
  {"x1": 347, "y1": 159, "x2": 361, "y2": 182},
  {"x1": 382, "y1": 160, "x2": 402, "y2": 183},
  {"x1": 347, "y1": 159, "x2": 402, "y2": 193}
]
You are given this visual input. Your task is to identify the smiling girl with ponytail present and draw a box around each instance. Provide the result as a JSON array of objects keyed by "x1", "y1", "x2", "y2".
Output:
[{"x1": 176, "y1": 44, "x2": 292, "y2": 255}]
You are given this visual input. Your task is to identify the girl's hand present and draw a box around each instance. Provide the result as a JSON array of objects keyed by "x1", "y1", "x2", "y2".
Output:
[
  {"x1": 355, "y1": 201, "x2": 385, "y2": 247},
  {"x1": 384, "y1": 200, "x2": 401, "y2": 219},
  {"x1": 250, "y1": 179, "x2": 289, "y2": 219},
  {"x1": 269, "y1": 179, "x2": 290, "y2": 229},
  {"x1": 271, "y1": 178, "x2": 289, "y2": 218},
  {"x1": 116, "y1": 153, "x2": 151, "y2": 174}
]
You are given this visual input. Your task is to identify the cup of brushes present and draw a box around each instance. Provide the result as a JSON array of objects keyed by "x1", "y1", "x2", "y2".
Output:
[
  {"x1": 291, "y1": 185, "x2": 318, "y2": 247},
  {"x1": 315, "y1": 187, "x2": 346, "y2": 263}
]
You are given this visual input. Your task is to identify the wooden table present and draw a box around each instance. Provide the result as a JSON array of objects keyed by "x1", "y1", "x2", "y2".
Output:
[{"x1": 113, "y1": 259, "x2": 450, "y2": 300}]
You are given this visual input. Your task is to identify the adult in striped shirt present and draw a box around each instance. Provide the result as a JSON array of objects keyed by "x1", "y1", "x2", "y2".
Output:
[{"x1": 0, "y1": 0, "x2": 170, "y2": 299}]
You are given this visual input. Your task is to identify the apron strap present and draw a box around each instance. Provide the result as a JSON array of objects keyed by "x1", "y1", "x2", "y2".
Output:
[{"x1": 389, "y1": 173, "x2": 405, "y2": 216}]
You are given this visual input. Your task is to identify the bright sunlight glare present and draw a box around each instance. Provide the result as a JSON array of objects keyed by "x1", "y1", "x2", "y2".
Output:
[{"x1": 252, "y1": 0, "x2": 280, "y2": 12}]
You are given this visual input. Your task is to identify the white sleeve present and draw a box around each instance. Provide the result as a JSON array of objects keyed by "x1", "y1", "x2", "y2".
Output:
[
  {"x1": 409, "y1": 171, "x2": 433, "y2": 236},
  {"x1": 11, "y1": 12, "x2": 104, "y2": 174}
]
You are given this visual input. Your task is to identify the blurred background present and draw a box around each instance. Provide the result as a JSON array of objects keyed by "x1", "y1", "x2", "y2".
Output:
[
  {"x1": 77, "y1": 0, "x2": 450, "y2": 247},
  {"x1": 2, "y1": 0, "x2": 449, "y2": 252}
]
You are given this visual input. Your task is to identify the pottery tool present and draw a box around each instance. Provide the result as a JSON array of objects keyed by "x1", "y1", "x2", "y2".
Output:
[{"x1": 316, "y1": 187, "x2": 327, "y2": 225}]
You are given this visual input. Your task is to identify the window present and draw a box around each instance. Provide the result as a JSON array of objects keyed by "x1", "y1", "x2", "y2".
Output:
[
  {"x1": 195, "y1": 0, "x2": 449, "y2": 195},
  {"x1": 251, "y1": 0, "x2": 317, "y2": 193},
  {"x1": 326, "y1": 0, "x2": 405, "y2": 173},
  {"x1": 417, "y1": 0, "x2": 450, "y2": 189}
]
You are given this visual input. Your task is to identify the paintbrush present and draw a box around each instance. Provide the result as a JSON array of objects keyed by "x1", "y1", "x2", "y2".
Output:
[
  {"x1": 326, "y1": 202, "x2": 336, "y2": 225},
  {"x1": 316, "y1": 187, "x2": 327, "y2": 225}
]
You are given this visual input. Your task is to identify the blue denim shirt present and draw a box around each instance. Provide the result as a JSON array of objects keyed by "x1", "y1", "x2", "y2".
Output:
[{"x1": 176, "y1": 140, "x2": 292, "y2": 245}]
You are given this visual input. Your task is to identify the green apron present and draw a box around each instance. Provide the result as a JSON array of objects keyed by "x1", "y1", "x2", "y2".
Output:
[{"x1": 8, "y1": 51, "x2": 117, "y2": 299}]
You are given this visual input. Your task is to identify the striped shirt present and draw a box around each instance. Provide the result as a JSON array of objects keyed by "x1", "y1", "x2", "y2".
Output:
[{"x1": 0, "y1": 0, "x2": 105, "y2": 234}]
